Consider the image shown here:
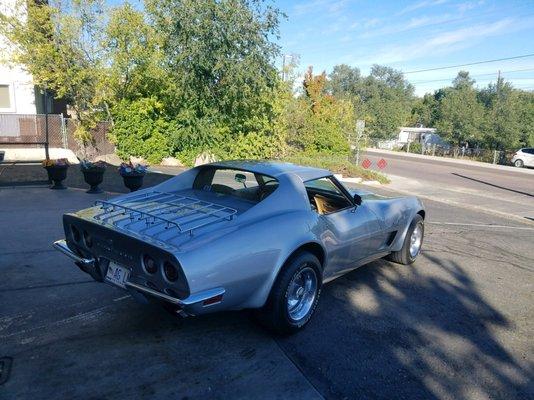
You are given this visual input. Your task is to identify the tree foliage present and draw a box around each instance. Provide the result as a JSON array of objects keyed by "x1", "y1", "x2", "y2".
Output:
[
  {"x1": 328, "y1": 64, "x2": 414, "y2": 139},
  {"x1": 2, "y1": 0, "x2": 533, "y2": 166}
]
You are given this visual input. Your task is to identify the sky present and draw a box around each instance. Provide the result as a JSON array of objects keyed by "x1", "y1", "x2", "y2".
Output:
[{"x1": 274, "y1": 0, "x2": 534, "y2": 95}]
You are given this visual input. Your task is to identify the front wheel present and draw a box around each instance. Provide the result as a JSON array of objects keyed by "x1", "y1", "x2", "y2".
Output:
[
  {"x1": 514, "y1": 159, "x2": 524, "y2": 168},
  {"x1": 387, "y1": 214, "x2": 424, "y2": 265},
  {"x1": 256, "y1": 252, "x2": 322, "y2": 334}
]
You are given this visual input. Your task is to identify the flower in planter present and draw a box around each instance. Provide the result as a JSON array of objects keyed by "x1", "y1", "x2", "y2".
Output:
[
  {"x1": 80, "y1": 159, "x2": 107, "y2": 171},
  {"x1": 118, "y1": 161, "x2": 148, "y2": 176},
  {"x1": 42, "y1": 158, "x2": 70, "y2": 167},
  {"x1": 42, "y1": 158, "x2": 70, "y2": 190},
  {"x1": 80, "y1": 159, "x2": 107, "y2": 194}
]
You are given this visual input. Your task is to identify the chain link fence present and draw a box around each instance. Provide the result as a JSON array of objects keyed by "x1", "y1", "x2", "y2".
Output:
[
  {"x1": 0, "y1": 114, "x2": 114, "y2": 160},
  {"x1": 64, "y1": 119, "x2": 114, "y2": 159},
  {"x1": 371, "y1": 138, "x2": 516, "y2": 166}
]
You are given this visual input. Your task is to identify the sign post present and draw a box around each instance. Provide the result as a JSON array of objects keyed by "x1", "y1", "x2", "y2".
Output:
[{"x1": 352, "y1": 119, "x2": 365, "y2": 165}]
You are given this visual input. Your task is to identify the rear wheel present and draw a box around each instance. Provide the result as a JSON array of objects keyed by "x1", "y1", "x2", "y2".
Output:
[
  {"x1": 387, "y1": 214, "x2": 424, "y2": 265},
  {"x1": 514, "y1": 159, "x2": 524, "y2": 168},
  {"x1": 256, "y1": 252, "x2": 322, "y2": 334}
]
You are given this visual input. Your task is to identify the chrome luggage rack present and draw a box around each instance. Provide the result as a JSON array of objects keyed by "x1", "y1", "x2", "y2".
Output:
[{"x1": 93, "y1": 191, "x2": 237, "y2": 237}]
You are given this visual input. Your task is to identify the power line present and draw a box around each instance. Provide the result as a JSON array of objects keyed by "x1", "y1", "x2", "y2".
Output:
[
  {"x1": 410, "y1": 68, "x2": 534, "y2": 84},
  {"x1": 403, "y1": 53, "x2": 534, "y2": 74}
]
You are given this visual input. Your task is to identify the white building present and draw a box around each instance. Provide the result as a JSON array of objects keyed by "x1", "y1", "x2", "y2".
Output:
[
  {"x1": 396, "y1": 127, "x2": 437, "y2": 145},
  {"x1": 0, "y1": 0, "x2": 38, "y2": 115}
]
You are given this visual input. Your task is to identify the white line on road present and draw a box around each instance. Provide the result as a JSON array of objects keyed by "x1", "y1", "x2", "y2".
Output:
[{"x1": 428, "y1": 221, "x2": 534, "y2": 231}]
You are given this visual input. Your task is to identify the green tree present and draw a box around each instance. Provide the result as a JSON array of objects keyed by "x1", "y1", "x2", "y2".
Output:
[
  {"x1": 328, "y1": 64, "x2": 414, "y2": 139},
  {"x1": 1, "y1": 0, "x2": 107, "y2": 142},
  {"x1": 478, "y1": 78, "x2": 522, "y2": 150},
  {"x1": 146, "y1": 0, "x2": 281, "y2": 134},
  {"x1": 102, "y1": 3, "x2": 167, "y2": 103},
  {"x1": 434, "y1": 72, "x2": 484, "y2": 146},
  {"x1": 327, "y1": 64, "x2": 361, "y2": 98},
  {"x1": 517, "y1": 91, "x2": 534, "y2": 147},
  {"x1": 285, "y1": 67, "x2": 353, "y2": 155}
]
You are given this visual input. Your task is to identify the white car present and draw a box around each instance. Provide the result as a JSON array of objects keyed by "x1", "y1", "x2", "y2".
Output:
[{"x1": 512, "y1": 148, "x2": 534, "y2": 168}]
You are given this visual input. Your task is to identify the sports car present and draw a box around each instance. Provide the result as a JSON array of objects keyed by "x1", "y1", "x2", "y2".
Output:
[{"x1": 53, "y1": 160, "x2": 425, "y2": 333}]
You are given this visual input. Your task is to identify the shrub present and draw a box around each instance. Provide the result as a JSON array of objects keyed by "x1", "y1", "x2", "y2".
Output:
[
  {"x1": 110, "y1": 97, "x2": 172, "y2": 164},
  {"x1": 285, "y1": 153, "x2": 389, "y2": 184}
]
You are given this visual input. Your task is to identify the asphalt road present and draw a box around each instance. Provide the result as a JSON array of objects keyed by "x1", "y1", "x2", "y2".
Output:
[
  {"x1": 362, "y1": 149, "x2": 534, "y2": 222},
  {"x1": 1, "y1": 173, "x2": 533, "y2": 399}
]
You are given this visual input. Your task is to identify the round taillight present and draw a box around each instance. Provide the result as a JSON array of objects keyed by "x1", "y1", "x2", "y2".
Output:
[
  {"x1": 83, "y1": 230, "x2": 92, "y2": 247},
  {"x1": 71, "y1": 225, "x2": 81, "y2": 242},
  {"x1": 163, "y1": 261, "x2": 178, "y2": 282},
  {"x1": 143, "y1": 254, "x2": 157, "y2": 274}
]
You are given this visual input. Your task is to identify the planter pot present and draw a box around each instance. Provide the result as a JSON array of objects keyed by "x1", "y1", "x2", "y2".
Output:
[
  {"x1": 121, "y1": 173, "x2": 145, "y2": 192},
  {"x1": 82, "y1": 168, "x2": 105, "y2": 194},
  {"x1": 44, "y1": 165, "x2": 69, "y2": 190}
]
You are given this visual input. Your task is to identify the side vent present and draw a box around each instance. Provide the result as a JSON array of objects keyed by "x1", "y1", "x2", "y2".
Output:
[{"x1": 385, "y1": 231, "x2": 398, "y2": 247}]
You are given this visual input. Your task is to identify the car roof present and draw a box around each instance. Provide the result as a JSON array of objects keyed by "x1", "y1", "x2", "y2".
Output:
[{"x1": 206, "y1": 160, "x2": 331, "y2": 181}]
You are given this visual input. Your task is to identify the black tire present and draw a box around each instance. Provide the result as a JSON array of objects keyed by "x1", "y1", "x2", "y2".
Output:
[
  {"x1": 387, "y1": 214, "x2": 424, "y2": 265},
  {"x1": 256, "y1": 252, "x2": 322, "y2": 335},
  {"x1": 514, "y1": 159, "x2": 524, "y2": 168}
]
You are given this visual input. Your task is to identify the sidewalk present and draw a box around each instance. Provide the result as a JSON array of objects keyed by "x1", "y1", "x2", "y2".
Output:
[{"x1": 365, "y1": 148, "x2": 534, "y2": 175}]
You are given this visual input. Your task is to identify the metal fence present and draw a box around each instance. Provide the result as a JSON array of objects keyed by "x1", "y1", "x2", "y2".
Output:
[
  {"x1": 0, "y1": 114, "x2": 66, "y2": 147},
  {"x1": 371, "y1": 139, "x2": 516, "y2": 166},
  {"x1": 0, "y1": 113, "x2": 114, "y2": 160}
]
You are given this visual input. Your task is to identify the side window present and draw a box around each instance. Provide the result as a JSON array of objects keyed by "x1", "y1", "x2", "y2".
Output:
[
  {"x1": 304, "y1": 177, "x2": 352, "y2": 214},
  {"x1": 524, "y1": 148, "x2": 534, "y2": 155}
]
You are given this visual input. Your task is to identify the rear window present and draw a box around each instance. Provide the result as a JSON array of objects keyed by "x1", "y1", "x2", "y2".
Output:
[{"x1": 193, "y1": 167, "x2": 279, "y2": 203}]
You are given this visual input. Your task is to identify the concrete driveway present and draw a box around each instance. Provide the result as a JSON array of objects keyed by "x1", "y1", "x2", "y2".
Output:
[{"x1": 1, "y1": 179, "x2": 533, "y2": 399}]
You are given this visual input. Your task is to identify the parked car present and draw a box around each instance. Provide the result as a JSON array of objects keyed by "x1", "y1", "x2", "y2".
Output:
[
  {"x1": 53, "y1": 161, "x2": 425, "y2": 333},
  {"x1": 512, "y1": 148, "x2": 534, "y2": 168}
]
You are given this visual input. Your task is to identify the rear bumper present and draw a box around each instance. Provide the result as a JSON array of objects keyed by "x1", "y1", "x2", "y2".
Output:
[
  {"x1": 53, "y1": 239, "x2": 225, "y2": 314},
  {"x1": 53, "y1": 239, "x2": 95, "y2": 267}
]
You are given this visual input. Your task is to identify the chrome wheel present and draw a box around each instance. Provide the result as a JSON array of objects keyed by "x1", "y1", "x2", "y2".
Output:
[
  {"x1": 409, "y1": 224, "x2": 423, "y2": 258},
  {"x1": 514, "y1": 159, "x2": 524, "y2": 168},
  {"x1": 286, "y1": 266, "x2": 318, "y2": 322}
]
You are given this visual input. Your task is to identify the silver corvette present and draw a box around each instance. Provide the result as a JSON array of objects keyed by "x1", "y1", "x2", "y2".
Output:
[{"x1": 53, "y1": 160, "x2": 425, "y2": 333}]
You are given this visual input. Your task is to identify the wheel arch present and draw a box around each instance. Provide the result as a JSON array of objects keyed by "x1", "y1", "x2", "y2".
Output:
[
  {"x1": 284, "y1": 241, "x2": 325, "y2": 270},
  {"x1": 249, "y1": 239, "x2": 326, "y2": 309}
]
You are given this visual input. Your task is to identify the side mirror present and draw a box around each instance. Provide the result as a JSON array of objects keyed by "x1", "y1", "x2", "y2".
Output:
[
  {"x1": 234, "y1": 173, "x2": 246, "y2": 183},
  {"x1": 235, "y1": 173, "x2": 247, "y2": 187},
  {"x1": 353, "y1": 193, "x2": 362, "y2": 206}
]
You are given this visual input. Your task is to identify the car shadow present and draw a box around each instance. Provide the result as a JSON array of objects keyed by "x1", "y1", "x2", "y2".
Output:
[
  {"x1": 276, "y1": 253, "x2": 533, "y2": 399},
  {"x1": 451, "y1": 172, "x2": 534, "y2": 197}
]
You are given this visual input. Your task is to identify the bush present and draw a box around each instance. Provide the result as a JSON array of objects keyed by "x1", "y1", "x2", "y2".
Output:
[
  {"x1": 285, "y1": 153, "x2": 389, "y2": 184},
  {"x1": 407, "y1": 142, "x2": 422, "y2": 154},
  {"x1": 110, "y1": 98, "x2": 172, "y2": 164}
]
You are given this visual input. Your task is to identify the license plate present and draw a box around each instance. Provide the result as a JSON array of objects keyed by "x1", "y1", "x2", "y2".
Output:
[{"x1": 105, "y1": 262, "x2": 130, "y2": 288}]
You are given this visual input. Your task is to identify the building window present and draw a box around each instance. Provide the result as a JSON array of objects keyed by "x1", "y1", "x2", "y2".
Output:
[{"x1": 0, "y1": 84, "x2": 11, "y2": 109}]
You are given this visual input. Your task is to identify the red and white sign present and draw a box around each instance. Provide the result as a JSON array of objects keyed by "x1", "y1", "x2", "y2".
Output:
[
  {"x1": 377, "y1": 158, "x2": 387, "y2": 169},
  {"x1": 361, "y1": 158, "x2": 372, "y2": 169}
]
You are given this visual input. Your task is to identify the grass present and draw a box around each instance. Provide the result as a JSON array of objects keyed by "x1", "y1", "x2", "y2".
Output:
[{"x1": 284, "y1": 153, "x2": 390, "y2": 184}]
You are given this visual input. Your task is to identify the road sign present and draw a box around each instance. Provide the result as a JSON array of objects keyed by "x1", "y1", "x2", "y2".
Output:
[
  {"x1": 377, "y1": 158, "x2": 387, "y2": 169},
  {"x1": 361, "y1": 158, "x2": 371, "y2": 169}
]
